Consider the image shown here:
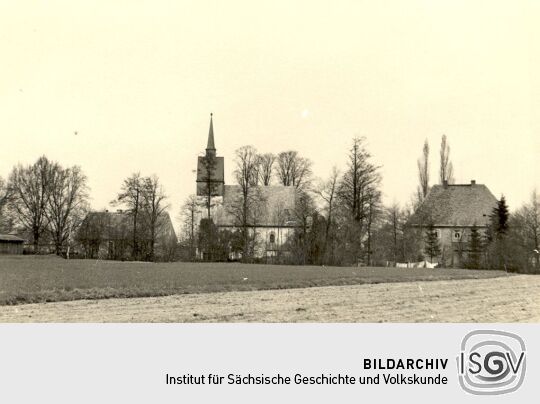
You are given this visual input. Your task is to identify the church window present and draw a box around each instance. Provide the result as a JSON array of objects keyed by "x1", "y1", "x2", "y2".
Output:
[{"x1": 269, "y1": 233, "x2": 276, "y2": 243}]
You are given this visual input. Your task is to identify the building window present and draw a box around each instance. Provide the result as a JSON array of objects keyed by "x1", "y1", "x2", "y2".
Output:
[
  {"x1": 435, "y1": 229, "x2": 441, "y2": 239},
  {"x1": 269, "y1": 232, "x2": 275, "y2": 243},
  {"x1": 453, "y1": 230, "x2": 462, "y2": 241}
]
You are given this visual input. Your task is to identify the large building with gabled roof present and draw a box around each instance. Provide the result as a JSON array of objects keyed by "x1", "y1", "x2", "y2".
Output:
[
  {"x1": 408, "y1": 180, "x2": 498, "y2": 267},
  {"x1": 77, "y1": 210, "x2": 177, "y2": 261}
]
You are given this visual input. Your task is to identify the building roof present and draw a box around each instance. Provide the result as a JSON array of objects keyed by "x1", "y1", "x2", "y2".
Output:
[
  {"x1": 214, "y1": 185, "x2": 298, "y2": 227},
  {"x1": 80, "y1": 211, "x2": 176, "y2": 240},
  {"x1": 0, "y1": 234, "x2": 25, "y2": 242},
  {"x1": 197, "y1": 115, "x2": 223, "y2": 187},
  {"x1": 206, "y1": 113, "x2": 215, "y2": 151},
  {"x1": 408, "y1": 182, "x2": 498, "y2": 227}
]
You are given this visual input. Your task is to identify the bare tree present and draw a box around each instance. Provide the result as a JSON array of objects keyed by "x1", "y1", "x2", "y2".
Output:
[
  {"x1": 513, "y1": 190, "x2": 540, "y2": 268},
  {"x1": 439, "y1": 134, "x2": 455, "y2": 184},
  {"x1": 292, "y1": 190, "x2": 316, "y2": 264},
  {"x1": 47, "y1": 165, "x2": 89, "y2": 255},
  {"x1": 276, "y1": 151, "x2": 312, "y2": 189},
  {"x1": 339, "y1": 137, "x2": 381, "y2": 224},
  {"x1": 314, "y1": 167, "x2": 340, "y2": 263},
  {"x1": 0, "y1": 176, "x2": 12, "y2": 232},
  {"x1": 8, "y1": 156, "x2": 55, "y2": 251},
  {"x1": 386, "y1": 203, "x2": 405, "y2": 263},
  {"x1": 141, "y1": 175, "x2": 169, "y2": 261},
  {"x1": 232, "y1": 145, "x2": 260, "y2": 259},
  {"x1": 179, "y1": 194, "x2": 199, "y2": 260},
  {"x1": 276, "y1": 151, "x2": 295, "y2": 186},
  {"x1": 401, "y1": 202, "x2": 425, "y2": 262},
  {"x1": 527, "y1": 190, "x2": 540, "y2": 267},
  {"x1": 365, "y1": 188, "x2": 383, "y2": 265},
  {"x1": 417, "y1": 139, "x2": 430, "y2": 202},
  {"x1": 370, "y1": 202, "x2": 411, "y2": 266},
  {"x1": 338, "y1": 137, "x2": 382, "y2": 263},
  {"x1": 0, "y1": 176, "x2": 9, "y2": 211},
  {"x1": 114, "y1": 173, "x2": 143, "y2": 260},
  {"x1": 257, "y1": 153, "x2": 276, "y2": 185},
  {"x1": 292, "y1": 156, "x2": 312, "y2": 190},
  {"x1": 76, "y1": 212, "x2": 107, "y2": 259}
]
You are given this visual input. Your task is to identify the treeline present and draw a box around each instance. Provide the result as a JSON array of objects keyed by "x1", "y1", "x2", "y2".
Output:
[
  {"x1": 481, "y1": 195, "x2": 540, "y2": 271},
  {"x1": 180, "y1": 135, "x2": 540, "y2": 272},
  {"x1": 0, "y1": 157, "x2": 175, "y2": 261},
  {"x1": 0, "y1": 156, "x2": 89, "y2": 254}
]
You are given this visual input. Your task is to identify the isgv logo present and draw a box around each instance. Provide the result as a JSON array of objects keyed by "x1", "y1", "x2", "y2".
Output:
[{"x1": 457, "y1": 330, "x2": 526, "y2": 395}]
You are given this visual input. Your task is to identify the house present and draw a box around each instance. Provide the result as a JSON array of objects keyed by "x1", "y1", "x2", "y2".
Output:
[
  {"x1": 407, "y1": 180, "x2": 498, "y2": 267},
  {"x1": 77, "y1": 210, "x2": 177, "y2": 261},
  {"x1": 0, "y1": 234, "x2": 25, "y2": 255},
  {"x1": 195, "y1": 115, "x2": 298, "y2": 260}
]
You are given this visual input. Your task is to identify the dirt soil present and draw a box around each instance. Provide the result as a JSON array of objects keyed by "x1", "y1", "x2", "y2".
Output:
[{"x1": 1, "y1": 275, "x2": 539, "y2": 322}]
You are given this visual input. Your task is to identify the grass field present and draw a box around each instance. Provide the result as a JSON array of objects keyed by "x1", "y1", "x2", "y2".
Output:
[{"x1": 0, "y1": 255, "x2": 508, "y2": 306}]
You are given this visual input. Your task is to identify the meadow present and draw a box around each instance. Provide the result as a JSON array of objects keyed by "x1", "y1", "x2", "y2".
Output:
[{"x1": 0, "y1": 255, "x2": 508, "y2": 306}]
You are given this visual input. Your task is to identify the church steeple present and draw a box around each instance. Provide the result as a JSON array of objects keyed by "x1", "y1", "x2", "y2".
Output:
[
  {"x1": 197, "y1": 113, "x2": 224, "y2": 197},
  {"x1": 206, "y1": 113, "x2": 216, "y2": 156}
]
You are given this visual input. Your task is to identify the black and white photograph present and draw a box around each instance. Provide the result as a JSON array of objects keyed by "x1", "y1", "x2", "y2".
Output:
[
  {"x1": 1, "y1": 2, "x2": 540, "y2": 402},
  {"x1": 0, "y1": 1, "x2": 539, "y2": 323}
]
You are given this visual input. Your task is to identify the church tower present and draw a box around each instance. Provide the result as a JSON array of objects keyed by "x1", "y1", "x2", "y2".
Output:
[{"x1": 196, "y1": 114, "x2": 225, "y2": 197}]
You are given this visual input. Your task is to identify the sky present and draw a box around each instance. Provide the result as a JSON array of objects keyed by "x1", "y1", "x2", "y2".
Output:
[{"x1": 1, "y1": 1, "x2": 539, "y2": 230}]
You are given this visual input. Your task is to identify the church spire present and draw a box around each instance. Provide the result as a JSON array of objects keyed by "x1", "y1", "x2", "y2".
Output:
[{"x1": 206, "y1": 113, "x2": 216, "y2": 155}]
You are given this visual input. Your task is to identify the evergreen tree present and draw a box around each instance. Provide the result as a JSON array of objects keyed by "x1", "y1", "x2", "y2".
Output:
[
  {"x1": 467, "y1": 224, "x2": 482, "y2": 269},
  {"x1": 417, "y1": 139, "x2": 430, "y2": 203},
  {"x1": 424, "y1": 222, "x2": 441, "y2": 263},
  {"x1": 487, "y1": 196, "x2": 511, "y2": 270},
  {"x1": 491, "y1": 195, "x2": 510, "y2": 236}
]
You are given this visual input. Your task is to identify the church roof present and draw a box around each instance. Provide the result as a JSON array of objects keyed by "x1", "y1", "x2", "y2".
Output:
[
  {"x1": 206, "y1": 114, "x2": 215, "y2": 150},
  {"x1": 214, "y1": 185, "x2": 298, "y2": 227},
  {"x1": 408, "y1": 182, "x2": 497, "y2": 227}
]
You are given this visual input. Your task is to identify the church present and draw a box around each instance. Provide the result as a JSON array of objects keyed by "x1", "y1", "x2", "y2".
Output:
[{"x1": 195, "y1": 115, "x2": 298, "y2": 260}]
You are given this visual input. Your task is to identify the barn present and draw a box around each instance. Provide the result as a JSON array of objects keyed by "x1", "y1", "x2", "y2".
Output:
[
  {"x1": 77, "y1": 210, "x2": 177, "y2": 261},
  {"x1": 0, "y1": 234, "x2": 25, "y2": 255}
]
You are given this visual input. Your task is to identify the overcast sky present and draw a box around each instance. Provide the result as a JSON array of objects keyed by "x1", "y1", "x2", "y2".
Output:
[{"x1": 1, "y1": 1, "x2": 539, "y2": 229}]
